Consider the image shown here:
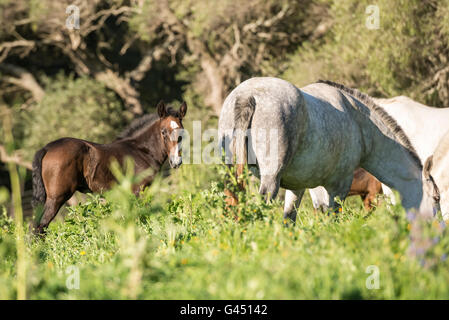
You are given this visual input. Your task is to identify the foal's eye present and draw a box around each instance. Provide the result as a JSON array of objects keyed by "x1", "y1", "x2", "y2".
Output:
[
  {"x1": 177, "y1": 136, "x2": 182, "y2": 143},
  {"x1": 161, "y1": 129, "x2": 167, "y2": 137}
]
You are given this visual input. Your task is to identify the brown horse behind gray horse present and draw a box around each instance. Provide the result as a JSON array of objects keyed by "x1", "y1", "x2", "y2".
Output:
[
  {"x1": 347, "y1": 168, "x2": 384, "y2": 210},
  {"x1": 32, "y1": 101, "x2": 187, "y2": 234}
]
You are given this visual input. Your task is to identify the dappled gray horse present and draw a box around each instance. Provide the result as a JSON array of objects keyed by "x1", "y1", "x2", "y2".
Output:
[{"x1": 218, "y1": 77, "x2": 440, "y2": 221}]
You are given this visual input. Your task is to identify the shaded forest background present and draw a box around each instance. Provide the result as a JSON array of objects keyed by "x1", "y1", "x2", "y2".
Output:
[{"x1": 0, "y1": 0, "x2": 448, "y2": 194}]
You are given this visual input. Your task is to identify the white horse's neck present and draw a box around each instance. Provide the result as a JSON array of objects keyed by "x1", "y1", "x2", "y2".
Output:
[{"x1": 376, "y1": 96, "x2": 449, "y2": 161}]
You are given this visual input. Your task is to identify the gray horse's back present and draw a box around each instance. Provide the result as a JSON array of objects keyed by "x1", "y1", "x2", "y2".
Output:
[{"x1": 280, "y1": 83, "x2": 363, "y2": 189}]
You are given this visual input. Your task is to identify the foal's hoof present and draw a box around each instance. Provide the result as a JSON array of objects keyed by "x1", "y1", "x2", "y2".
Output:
[{"x1": 31, "y1": 225, "x2": 46, "y2": 238}]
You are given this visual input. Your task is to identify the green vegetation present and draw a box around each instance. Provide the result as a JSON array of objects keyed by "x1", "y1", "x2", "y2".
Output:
[{"x1": 1, "y1": 163, "x2": 448, "y2": 299}]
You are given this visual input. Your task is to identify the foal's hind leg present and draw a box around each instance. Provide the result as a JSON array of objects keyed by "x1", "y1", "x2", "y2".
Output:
[
  {"x1": 283, "y1": 189, "x2": 305, "y2": 222},
  {"x1": 35, "y1": 195, "x2": 70, "y2": 234},
  {"x1": 35, "y1": 157, "x2": 78, "y2": 234}
]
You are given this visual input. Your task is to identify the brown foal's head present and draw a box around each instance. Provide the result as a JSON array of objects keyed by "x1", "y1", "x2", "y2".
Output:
[{"x1": 157, "y1": 100, "x2": 187, "y2": 168}]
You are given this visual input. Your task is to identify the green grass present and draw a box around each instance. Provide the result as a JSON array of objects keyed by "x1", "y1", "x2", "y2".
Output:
[{"x1": 0, "y1": 163, "x2": 448, "y2": 299}]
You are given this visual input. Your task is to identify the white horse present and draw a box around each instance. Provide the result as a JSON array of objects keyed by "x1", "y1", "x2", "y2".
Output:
[
  {"x1": 424, "y1": 129, "x2": 449, "y2": 221},
  {"x1": 218, "y1": 77, "x2": 440, "y2": 222},
  {"x1": 309, "y1": 95, "x2": 448, "y2": 212},
  {"x1": 375, "y1": 96, "x2": 449, "y2": 161}
]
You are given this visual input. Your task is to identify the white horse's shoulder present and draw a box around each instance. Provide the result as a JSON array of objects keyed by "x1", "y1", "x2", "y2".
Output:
[
  {"x1": 430, "y1": 129, "x2": 449, "y2": 221},
  {"x1": 433, "y1": 130, "x2": 449, "y2": 166}
]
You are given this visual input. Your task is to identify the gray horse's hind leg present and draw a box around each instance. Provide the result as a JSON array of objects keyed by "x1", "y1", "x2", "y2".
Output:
[
  {"x1": 283, "y1": 189, "x2": 305, "y2": 222},
  {"x1": 259, "y1": 174, "x2": 281, "y2": 202},
  {"x1": 308, "y1": 186, "x2": 330, "y2": 212}
]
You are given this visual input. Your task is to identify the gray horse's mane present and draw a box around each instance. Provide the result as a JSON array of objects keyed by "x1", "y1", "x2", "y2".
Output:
[
  {"x1": 116, "y1": 107, "x2": 181, "y2": 139},
  {"x1": 317, "y1": 79, "x2": 422, "y2": 169}
]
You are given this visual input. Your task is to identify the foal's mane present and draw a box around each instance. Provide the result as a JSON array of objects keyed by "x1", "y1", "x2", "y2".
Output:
[
  {"x1": 116, "y1": 106, "x2": 181, "y2": 139},
  {"x1": 317, "y1": 79, "x2": 422, "y2": 169},
  {"x1": 117, "y1": 114, "x2": 159, "y2": 139}
]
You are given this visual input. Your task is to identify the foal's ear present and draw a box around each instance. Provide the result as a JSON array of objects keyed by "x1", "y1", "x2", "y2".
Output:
[
  {"x1": 179, "y1": 101, "x2": 187, "y2": 119},
  {"x1": 157, "y1": 100, "x2": 167, "y2": 118},
  {"x1": 424, "y1": 155, "x2": 433, "y2": 179}
]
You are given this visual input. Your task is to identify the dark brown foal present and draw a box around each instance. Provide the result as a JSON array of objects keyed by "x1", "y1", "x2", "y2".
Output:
[
  {"x1": 348, "y1": 167, "x2": 383, "y2": 210},
  {"x1": 32, "y1": 101, "x2": 187, "y2": 234}
]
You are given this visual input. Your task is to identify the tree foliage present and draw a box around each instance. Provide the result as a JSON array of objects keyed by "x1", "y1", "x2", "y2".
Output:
[
  {"x1": 284, "y1": 0, "x2": 449, "y2": 106},
  {"x1": 22, "y1": 74, "x2": 127, "y2": 159}
]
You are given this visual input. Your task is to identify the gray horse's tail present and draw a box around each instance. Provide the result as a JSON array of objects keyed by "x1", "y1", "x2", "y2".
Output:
[
  {"x1": 234, "y1": 95, "x2": 256, "y2": 180},
  {"x1": 32, "y1": 147, "x2": 47, "y2": 207}
]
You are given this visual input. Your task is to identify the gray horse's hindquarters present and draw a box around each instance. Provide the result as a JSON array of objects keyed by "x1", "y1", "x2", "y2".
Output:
[{"x1": 218, "y1": 77, "x2": 438, "y2": 220}]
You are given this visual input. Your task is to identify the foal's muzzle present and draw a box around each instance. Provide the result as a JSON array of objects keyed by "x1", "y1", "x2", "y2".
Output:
[{"x1": 169, "y1": 156, "x2": 182, "y2": 169}]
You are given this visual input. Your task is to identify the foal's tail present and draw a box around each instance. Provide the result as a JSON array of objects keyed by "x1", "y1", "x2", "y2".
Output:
[
  {"x1": 233, "y1": 95, "x2": 256, "y2": 184},
  {"x1": 32, "y1": 148, "x2": 47, "y2": 207}
]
